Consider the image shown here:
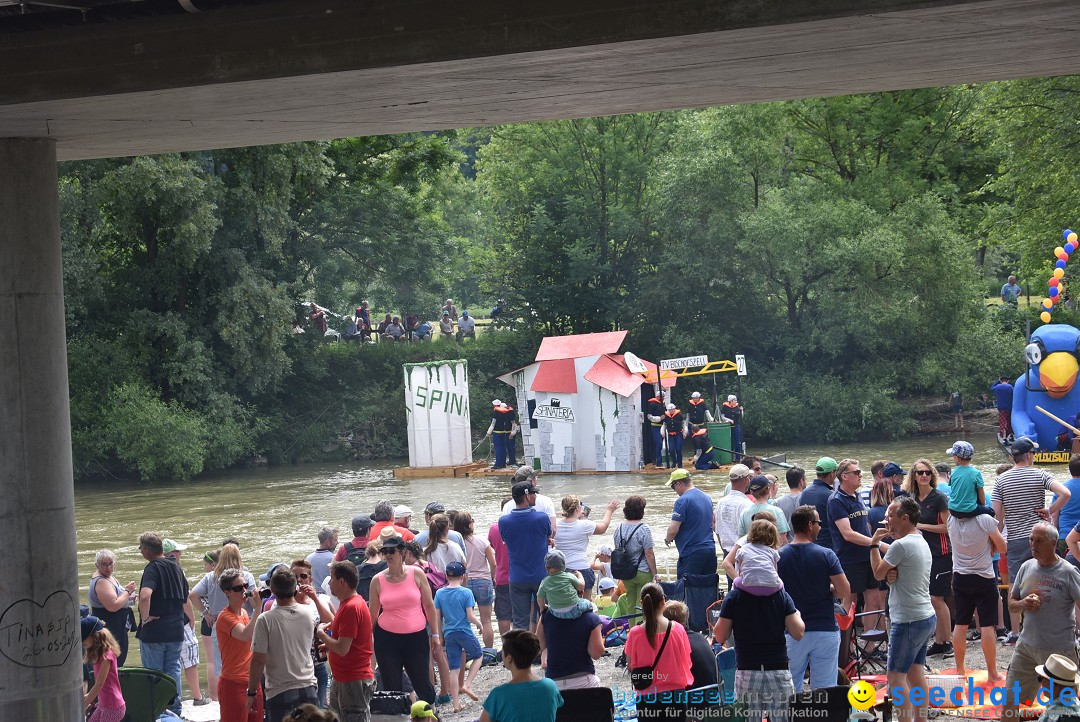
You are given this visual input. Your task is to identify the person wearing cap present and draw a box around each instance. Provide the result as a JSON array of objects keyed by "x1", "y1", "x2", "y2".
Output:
[
  {"x1": 590, "y1": 545, "x2": 613, "y2": 581},
  {"x1": 645, "y1": 392, "x2": 666, "y2": 467},
  {"x1": 369, "y1": 535, "x2": 440, "y2": 705},
  {"x1": 993, "y1": 437, "x2": 1071, "y2": 582},
  {"x1": 137, "y1": 532, "x2": 191, "y2": 718},
  {"x1": 335, "y1": 514, "x2": 374, "y2": 564},
  {"x1": 738, "y1": 475, "x2": 792, "y2": 540},
  {"x1": 992, "y1": 376, "x2": 1015, "y2": 439},
  {"x1": 165, "y1": 540, "x2": 204, "y2": 704},
  {"x1": 439, "y1": 311, "x2": 455, "y2": 339},
  {"x1": 456, "y1": 310, "x2": 475, "y2": 341},
  {"x1": 595, "y1": 577, "x2": 617, "y2": 612},
  {"x1": 306, "y1": 526, "x2": 339, "y2": 591},
  {"x1": 714, "y1": 464, "x2": 754, "y2": 559},
  {"x1": 82, "y1": 614, "x2": 127, "y2": 722},
  {"x1": 316, "y1": 560, "x2": 375, "y2": 722},
  {"x1": 946, "y1": 441, "x2": 989, "y2": 519},
  {"x1": 686, "y1": 391, "x2": 714, "y2": 434},
  {"x1": 798, "y1": 458, "x2": 839, "y2": 551},
  {"x1": 690, "y1": 427, "x2": 718, "y2": 470},
  {"x1": 1033, "y1": 654, "x2": 1080, "y2": 721},
  {"x1": 486, "y1": 401, "x2": 520, "y2": 470},
  {"x1": 249, "y1": 567, "x2": 321, "y2": 719},
  {"x1": 368, "y1": 500, "x2": 416, "y2": 543},
  {"x1": 433, "y1": 560, "x2": 484, "y2": 711},
  {"x1": 411, "y1": 700, "x2": 439, "y2": 721},
  {"x1": 722, "y1": 394, "x2": 744, "y2": 462},
  {"x1": 502, "y1": 469, "x2": 558, "y2": 528},
  {"x1": 499, "y1": 481, "x2": 554, "y2": 631},
  {"x1": 828, "y1": 459, "x2": 878, "y2": 615},
  {"x1": 394, "y1": 505, "x2": 418, "y2": 535},
  {"x1": 664, "y1": 469, "x2": 718, "y2": 577},
  {"x1": 415, "y1": 501, "x2": 467, "y2": 553},
  {"x1": 662, "y1": 403, "x2": 686, "y2": 469},
  {"x1": 535, "y1": 560, "x2": 605, "y2": 691},
  {"x1": 1002, "y1": 522, "x2": 1080, "y2": 721}
]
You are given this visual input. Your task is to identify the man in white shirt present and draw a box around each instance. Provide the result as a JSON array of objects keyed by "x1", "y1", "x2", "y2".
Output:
[
  {"x1": 502, "y1": 466, "x2": 558, "y2": 530},
  {"x1": 715, "y1": 464, "x2": 753, "y2": 558}
]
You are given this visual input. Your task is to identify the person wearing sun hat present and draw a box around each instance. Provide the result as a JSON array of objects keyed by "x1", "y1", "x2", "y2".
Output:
[
  {"x1": 799, "y1": 458, "x2": 839, "y2": 551},
  {"x1": 1034, "y1": 654, "x2": 1080, "y2": 720},
  {"x1": 664, "y1": 469, "x2": 717, "y2": 578}
]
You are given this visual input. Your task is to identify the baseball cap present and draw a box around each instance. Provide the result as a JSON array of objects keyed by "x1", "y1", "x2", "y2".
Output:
[
  {"x1": 425, "y1": 501, "x2": 446, "y2": 515},
  {"x1": 492, "y1": 399, "x2": 502, "y2": 406},
  {"x1": 512, "y1": 481, "x2": 540, "y2": 501},
  {"x1": 691, "y1": 392, "x2": 701, "y2": 398},
  {"x1": 462, "y1": 310, "x2": 469, "y2": 316},
  {"x1": 445, "y1": 561, "x2": 467, "y2": 577},
  {"x1": 668, "y1": 468, "x2": 690, "y2": 487},
  {"x1": 598, "y1": 577, "x2": 616, "y2": 591},
  {"x1": 882, "y1": 462, "x2": 906, "y2": 478},
  {"x1": 728, "y1": 464, "x2": 752, "y2": 481},
  {"x1": 81, "y1": 615, "x2": 104, "y2": 641},
  {"x1": 393, "y1": 505, "x2": 413, "y2": 518},
  {"x1": 259, "y1": 562, "x2": 288, "y2": 582},
  {"x1": 815, "y1": 457, "x2": 838, "y2": 474},
  {"x1": 1011, "y1": 436, "x2": 1039, "y2": 455},
  {"x1": 410, "y1": 701, "x2": 437, "y2": 719},
  {"x1": 162, "y1": 538, "x2": 187, "y2": 554},
  {"x1": 747, "y1": 475, "x2": 771, "y2": 492},
  {"x1": 513, "y1": 465, "x2": 538, "y2": 482},
  {"x1": 946, "y1": 441, "x2": 974, "y2": 460}
]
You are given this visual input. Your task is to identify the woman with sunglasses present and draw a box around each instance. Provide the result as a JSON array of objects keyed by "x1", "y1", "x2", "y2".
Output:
[
  {"x1": 904, "y1": 458, "x2": 954, "y2": 657},
  {"x1": 216, "y1": 568, "x2": 263, "y2": 722},
  {"x1": 369, "y1": 535, "x2": 441, "y2": 704},
  {"x1": 190, "y1": 543, "x2": 256, "y2": 701}
]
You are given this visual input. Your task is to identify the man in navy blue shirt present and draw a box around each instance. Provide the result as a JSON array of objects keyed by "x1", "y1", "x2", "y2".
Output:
[
  {"x1": 498, "y1": 481, "x2": 552, "y2": 631},
  {"x1": 991, "y1": 376, "x2": 1014, "y2": 439},
  {"x1": 799, "y1": 457, "x2": 838, "y2": 551},
  {"x1": 828, "y1": 459, "x2": 879, "y2": 616},
  {"x1": 664, "y1": 469, "x2": 717, "y2": 577},
  {"x1": 778, "y1": 505, "x2": 850, "y2": 692}
]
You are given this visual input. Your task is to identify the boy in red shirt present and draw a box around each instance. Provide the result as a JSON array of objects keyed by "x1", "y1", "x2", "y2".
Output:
[{"x1": 317, "y1": 561, "x2": 375, "y2": 721}]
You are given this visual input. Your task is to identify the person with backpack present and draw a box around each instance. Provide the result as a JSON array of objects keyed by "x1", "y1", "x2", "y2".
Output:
[
  {"x1": 610, "y1": 495, "x2": 659, "y2": 619},
  {"x1": 368, "y1": 535, "x2": 440, "y2": 705},
  {"x1": 334, "y1": 515, "x2": 374, "y2": 566}
]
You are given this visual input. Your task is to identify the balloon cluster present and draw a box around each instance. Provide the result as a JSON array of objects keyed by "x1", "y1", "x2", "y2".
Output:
[{"x1": 1041, "y1": 229, "x2": 1076, "y2": 323}]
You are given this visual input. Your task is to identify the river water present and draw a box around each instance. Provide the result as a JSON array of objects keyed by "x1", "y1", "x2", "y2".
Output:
[{"x1": 75, "y1": 430, "x2": 1059, "y2": 669}]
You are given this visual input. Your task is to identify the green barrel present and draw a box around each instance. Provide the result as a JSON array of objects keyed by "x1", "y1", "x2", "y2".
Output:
[{"x1": 707, "y1": 422, "x2": 733, "y2": 464}]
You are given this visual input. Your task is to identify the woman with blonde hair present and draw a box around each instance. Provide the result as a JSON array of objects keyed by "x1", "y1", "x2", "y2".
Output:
[
  {"x1": 555, "y1": 494, "x2": 618, "y2": 600},
  {"x1": 88, "y1": 549, "x2": 137, "y2": 666},
  {"x1": 904, "y1": 458, "x2": 954, "y2": 656},
  {"x1": 189, "y1": 542, "x2": 256, "y2": 699}
]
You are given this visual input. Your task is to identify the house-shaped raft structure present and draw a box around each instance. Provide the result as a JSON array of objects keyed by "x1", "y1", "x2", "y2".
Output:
[{"x1": 497, "y1": 331, "x2": 672, "y2": 473}]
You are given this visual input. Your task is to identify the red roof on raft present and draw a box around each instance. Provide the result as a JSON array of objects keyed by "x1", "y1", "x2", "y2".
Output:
[
  {"x1": 535, "y1": 331, "x2": 627, "y2": 361},
  {"x1": 584, "y1": 353, "x2": 646, "y2": 397},
  {"x1": 530, "y1": 358, "x2": 578, "y2": 393}
]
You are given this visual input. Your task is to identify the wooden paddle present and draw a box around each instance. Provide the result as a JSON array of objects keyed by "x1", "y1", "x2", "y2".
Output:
[{"x1": 1035, "y1": 405, "x2": 1080, "y2": 435}]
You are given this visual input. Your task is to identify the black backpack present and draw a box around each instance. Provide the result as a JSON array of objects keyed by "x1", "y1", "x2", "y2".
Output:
[
  {"x1": 342, "y1": 540, "x2": 367, "y2": 567},
  {"x1": 356, "y1": 560, "x2": 387, "y2": 600},
  {"x1": 610, "y1": 524, "x2": 645, "y2": 580}
]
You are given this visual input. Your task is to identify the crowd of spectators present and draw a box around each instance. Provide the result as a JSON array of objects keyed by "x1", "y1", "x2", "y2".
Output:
[{"x1": 301, "y1": 299, "x2": 479, "y2": 343}]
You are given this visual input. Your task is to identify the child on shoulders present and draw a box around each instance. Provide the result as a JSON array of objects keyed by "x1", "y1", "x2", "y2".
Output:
[
  {"x1": 537, "y1": 549, "x2": 593, "y2": 619},
  {"x1": 733, "y1": 519, "x2": 784, "y2": 596}
]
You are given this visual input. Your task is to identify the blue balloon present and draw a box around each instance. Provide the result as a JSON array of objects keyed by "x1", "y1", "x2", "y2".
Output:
[
  {"x1": 1066, "y1": 229, "x2": 1075, "y2": 240},
  {"x1": 1050, "y1": 286, "x2": 1060, "y2": 297},
  {"x1": 1058, "y1": 260, "x2": 1069, "y2": 269},
  {"x1": 1068, "y1": 243, "x2": 1077, "y2": 254}
]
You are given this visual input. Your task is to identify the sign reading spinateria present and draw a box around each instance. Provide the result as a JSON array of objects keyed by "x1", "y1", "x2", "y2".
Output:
[{"x1": 404, "y1": 360, "x2": 472, "y2": 468}]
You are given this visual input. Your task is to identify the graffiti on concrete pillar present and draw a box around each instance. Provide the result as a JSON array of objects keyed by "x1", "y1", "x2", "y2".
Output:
[{"x1": 0, "y1": 590, "x2": 78, "y2": 668}]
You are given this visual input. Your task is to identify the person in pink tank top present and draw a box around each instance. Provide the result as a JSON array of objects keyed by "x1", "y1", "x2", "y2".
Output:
[{"x1": 83, "y1": 616, "x2": 127, "y2": 722}]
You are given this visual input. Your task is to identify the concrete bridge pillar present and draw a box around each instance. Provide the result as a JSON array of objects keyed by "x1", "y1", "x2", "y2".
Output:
[{"x1": 0, "y1": 138, "x2": 82, "y2": 721}]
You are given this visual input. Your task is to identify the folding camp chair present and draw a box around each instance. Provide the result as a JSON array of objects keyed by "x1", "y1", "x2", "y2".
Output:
[
  {"x1": 556, "y1": 687, "x2": 614, "y2": 721},
  {"x1": 118, "y1": 667, "x2": 178, "y2": 722},
  {"x1": 837, "y1": 602, "x2": 888, "y2": 678}
]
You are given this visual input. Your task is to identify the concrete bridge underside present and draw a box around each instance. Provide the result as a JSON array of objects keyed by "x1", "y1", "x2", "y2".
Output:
[
  {"x1": 1, "y1": 0, "x2": 1079, "y2": 160},
  {"x1": 1, "y1": 1, "x2": 1079, "y2": 718}
]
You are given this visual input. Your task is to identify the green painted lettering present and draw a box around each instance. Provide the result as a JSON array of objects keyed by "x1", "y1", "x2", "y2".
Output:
[
  {"x1": 415, "y1": 385, "x2": 427, "y2": 407},
  {"x1": 429, "y1": 389, "x2": 443, "y2": 409}
]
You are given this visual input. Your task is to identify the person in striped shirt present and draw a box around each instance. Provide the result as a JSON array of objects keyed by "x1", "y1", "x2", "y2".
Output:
[{"x1": 992, "y1": 437, "x2": 1071, "y2": 583}]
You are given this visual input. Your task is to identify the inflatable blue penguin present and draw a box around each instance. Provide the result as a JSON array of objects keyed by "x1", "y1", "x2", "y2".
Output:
[{"x1": 1011, "y1": 323, "x2": 1080, "y2": 449}]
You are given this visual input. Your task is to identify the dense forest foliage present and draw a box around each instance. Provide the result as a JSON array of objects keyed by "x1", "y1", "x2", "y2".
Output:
[{"x1": 62, "y1": 78, "x2": 1080, "y2": 481}]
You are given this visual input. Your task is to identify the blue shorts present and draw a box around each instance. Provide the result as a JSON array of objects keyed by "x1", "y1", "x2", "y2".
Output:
[
  {"x1": 444, "y1": 630, "x2": 483, "y2": 670},
  {"x1": 467, "y1": 578, "x2": 495, "y2": 606},
  {"x1": 886, "y1": 615, "x2": 936, "y2": 673}
]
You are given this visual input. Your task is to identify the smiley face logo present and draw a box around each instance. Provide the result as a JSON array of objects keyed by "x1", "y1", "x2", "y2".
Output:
[{"x1": 848, "y1": 680, "x2": 876, "y2": 711}]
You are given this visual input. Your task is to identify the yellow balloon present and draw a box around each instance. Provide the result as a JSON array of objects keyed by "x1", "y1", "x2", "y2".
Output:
[
  {"x1": 1043, "y1": 299, "x2": 1054, "y2": 310},
  {"x1": 1042, "y1": 311, "x2": 1053, "y2": 323},
  {"x1": 1069, "y1": 232, "x2": 1078, "y2": 244},
  {"x1": 1057, "y1": 246, "x2": 1066, "y2": 256},
  {"x1": 1056, "y1": 267, "x2": 1066, "y2": 279}
]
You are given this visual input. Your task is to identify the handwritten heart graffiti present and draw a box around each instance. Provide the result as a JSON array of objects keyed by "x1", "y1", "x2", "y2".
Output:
[{"x1": 0, "y1": 590, "x2": 78, "y2": 668}]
